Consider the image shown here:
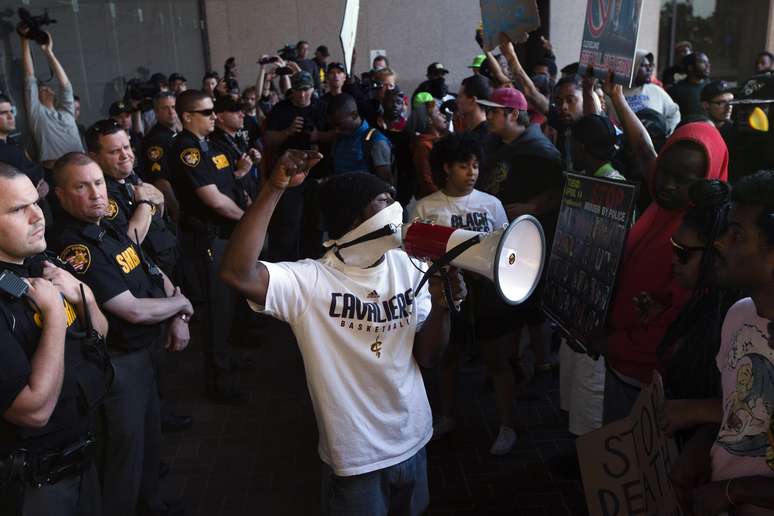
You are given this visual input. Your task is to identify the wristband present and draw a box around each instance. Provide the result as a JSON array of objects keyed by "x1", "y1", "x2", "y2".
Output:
[{"x1": 137, "y1": 199, "x2": 155, "y2": 208}]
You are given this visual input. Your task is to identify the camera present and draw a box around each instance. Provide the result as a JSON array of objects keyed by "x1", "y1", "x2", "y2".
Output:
[
  {"x1": 17, "y1": 8, "x2": 57, "y2": 45},
  {"x1": 124, "y1": 78, "x2": 159, "y2": 112},
  {"x1": 277, "y1": 45, "x2": 297, "y2": 63},
  {"x1": 302, "y1": 117, "x2": 315, "y2": 133},
  {"x1": 258, "y1": 56, "x2": 280, "y2": 65},
  {"x1": 275, "y1": 66, "x2": 293, "y2": 76}
]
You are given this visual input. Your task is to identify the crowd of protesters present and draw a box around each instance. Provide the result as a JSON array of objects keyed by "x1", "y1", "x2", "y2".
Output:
[{"x1": 0, "y1": 18, "x2": 773, "y2": 516}]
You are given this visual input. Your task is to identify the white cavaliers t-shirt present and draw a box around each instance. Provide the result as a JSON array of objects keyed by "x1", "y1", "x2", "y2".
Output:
[
  {"x1": 412, "y1": 189, "x2": 508, "y2": 232},
  {"x1": 250, "y1": 249, "x2": 433, "y2": 476}
]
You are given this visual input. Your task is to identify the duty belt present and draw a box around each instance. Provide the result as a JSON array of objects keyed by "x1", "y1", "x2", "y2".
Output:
[{"x1": 0, "y1": 434, "x2": 96, "y2": 488}]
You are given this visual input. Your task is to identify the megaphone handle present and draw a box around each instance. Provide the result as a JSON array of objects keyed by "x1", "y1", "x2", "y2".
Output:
[{"x1": 439, "y1": 269, "x2": 462, "y2": 315}]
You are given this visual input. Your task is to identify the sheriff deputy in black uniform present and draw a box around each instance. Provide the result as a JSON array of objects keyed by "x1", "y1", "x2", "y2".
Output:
[
  {"x1": 0, "y1": 163, "x2": 110, "y2": 516},
  {"x1": 141, "y1": 92, "x2": 180, "y2": 223},
  {"x1": 169, "y1": 89, "x2": 245, "y2": 404},
  {"x1": 211, "y1": 95, "x2": 261, "y2": 208},
  {"x1": 49, "y1": 153, "x2": 192, "y2": 516},
  {"x1": 85, "y1": 119, "x2": 179, "y2": 280}
]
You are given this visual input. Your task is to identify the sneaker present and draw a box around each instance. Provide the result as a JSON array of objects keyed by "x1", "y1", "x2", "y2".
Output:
[
  {"x1": 432, "y1": 416, "x2": 456, "y2": 440},
  {"x1": 489, "y1": 426, "x2": 517, "y2": 456}
]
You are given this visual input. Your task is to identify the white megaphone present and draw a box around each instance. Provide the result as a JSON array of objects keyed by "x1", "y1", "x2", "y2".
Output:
[{"x1": 402, "y1": 215, "x2": 546, "y2": 305}]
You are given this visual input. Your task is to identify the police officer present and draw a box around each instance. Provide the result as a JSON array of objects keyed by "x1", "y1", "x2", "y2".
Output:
[
  {"x1": 49, "y1": 153, "x2": 192, "y2": 516},
  {"x1": 211, "y1": 95, "x2": 261, "y2": 207},
  {"x1": 109, "y1": 101, "x2": 143, "y2": 162},
  {"x1": 169, "y1": 90, "x2": 245, "y2": 404},
  {"x1": 141, "y1": 92, "x2": 180, "y2": 223},
  {"x1": 0, "y1": 163, "x2": 110, "y2": 516},
  {"x1": 85, "y1": 119, "x2": 178, "y2": 279}
]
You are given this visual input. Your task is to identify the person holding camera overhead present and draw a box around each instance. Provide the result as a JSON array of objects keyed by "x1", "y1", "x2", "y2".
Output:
[
  {"x1": 265, "y1": 71, "x2": 334, "y2": 261},
  {"x1": 18, "y1": 26, "x2": 83, "y2": 170}
]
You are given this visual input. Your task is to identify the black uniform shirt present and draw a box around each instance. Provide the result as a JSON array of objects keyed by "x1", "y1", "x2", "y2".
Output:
[
  {"x1": 103, "y1": 174, "x2": 177, "y2": 267},
  {"x1": 168, "y1": 129, "x2": 240, "y2": 231},
  {"x1": 0, "y1": 255, "x2": 109, "y2": 455},
  {"x1": 141, "y1": 123, "x2": 176, "y2": 184},
  {"x1": 266, "y1": 98, "x2": 324, "y2": 152},
  {"x1": 50, "y1": 213, "x2": 166, "y2": 352},
  {"x1": 210, "y1": 127, "x2": 259, "y2": 206}
]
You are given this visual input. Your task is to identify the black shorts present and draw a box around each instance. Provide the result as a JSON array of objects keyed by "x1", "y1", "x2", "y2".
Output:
[{"x1": 470, "y1": 276, "x2": 545, "y2": 340}]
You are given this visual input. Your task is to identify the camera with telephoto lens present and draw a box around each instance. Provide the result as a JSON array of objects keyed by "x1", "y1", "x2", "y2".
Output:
[
  {"x1": 277, "y1": 45, "x2": 297, "y2": 63},
  {"x1": 124, "y1": 78, "x2": 159, "y2": 112},
  {"x1": 17, "y1": 8, "x2": 57, "y2": 45}
]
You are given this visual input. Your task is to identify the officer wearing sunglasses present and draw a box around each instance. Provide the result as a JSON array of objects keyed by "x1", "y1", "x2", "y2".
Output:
[{"x1": 168, "y1": 90, "x2": 246, "y2": 404}]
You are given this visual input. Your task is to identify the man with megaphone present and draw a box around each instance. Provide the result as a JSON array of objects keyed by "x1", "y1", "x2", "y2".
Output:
[{"x1": 220, "y1": 151, "x2": 465, "y2": 516}]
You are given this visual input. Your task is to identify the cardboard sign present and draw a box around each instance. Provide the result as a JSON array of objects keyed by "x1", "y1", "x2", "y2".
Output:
[
  {"x1": 340, "y1": 0, "x2": 360, "y2": 75},
  {"x1": 542, "y1": 173, "x2": 636, "y2": 352},
  {"x1": 479, "y1": 0, "x2": 541, "y2": 51},
  {"x1": 577, "y1": 373, "x2": 683, "y2": 516},
  {"x1": 578, "y1": 0, "x2": 645, "y2": 86}
]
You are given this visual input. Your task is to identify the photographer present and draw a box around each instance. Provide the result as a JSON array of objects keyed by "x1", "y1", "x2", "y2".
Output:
[
  {"x1": 264, "y1": 72, "x2": 333, "y2": 261},
  {"x1": 19, "y1": 28, "x2": 83, "y2": 169}
]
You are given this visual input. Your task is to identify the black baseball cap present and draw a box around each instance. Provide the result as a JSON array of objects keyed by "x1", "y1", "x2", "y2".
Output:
[
  {"x1": 572, "y1": 114, "x2": 618, "y2": 161},
  {"x1": 168, "y1": 72, "x2": 187, "y2": 83},
  {"x1": 316, "y1": 45, "x2": 330, "y2": 57},
  {"x1": 328, "y1": 62, "x2": 346, "y2": 73},
  {"x1": 701, "y1": 80, "x2": 732, "y2": 102},
  {"x1": 213, "y1": 96, "x2": 243, "y2": 113},
  {"x1": 109, "y1": 101, "x2": 132, "y2": 117},
  {"x1": 427, "y1": 62, "x2": 450, "y2": 75}
]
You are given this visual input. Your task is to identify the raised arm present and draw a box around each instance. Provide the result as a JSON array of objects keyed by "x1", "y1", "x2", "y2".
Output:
[
  {"x1": 39, "y1": 32, "x2": 71, "y2": 89},
  {"x1": 220, "y1": 150, "x2": 321, "y2": 306},
  {"x1": 498, "y1": 34, "x2": 550, "y2": 115},
  {"x1": 603, "y1": 70, "x2": 657, "y2": 175}
]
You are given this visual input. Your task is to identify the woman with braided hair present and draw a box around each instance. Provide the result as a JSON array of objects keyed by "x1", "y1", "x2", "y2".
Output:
[{"x1": 657, "y1": 179, "x2": 743, "y2": 439}]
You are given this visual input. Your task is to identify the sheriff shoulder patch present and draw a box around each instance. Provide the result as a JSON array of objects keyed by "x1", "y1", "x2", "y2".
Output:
[
  {"x1": 106, "y1": 198, "x2": 119, "y2": 220},
  {"x1": 212, "y1": 154, "x2": 230, "y2": 170},
  {"x1": 147, "y1": 145, "x2": 164, "y2": 161},
  {"x1": 181, "y1": 148, "x2": 201, "y2": 167},
  {"x1": 60, "y1": 244, "x2": 91, "y2": 274}
]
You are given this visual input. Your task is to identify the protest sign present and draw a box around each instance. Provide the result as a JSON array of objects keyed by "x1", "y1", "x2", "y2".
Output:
[
  {"x1": 340, "y1": 0, "x2": 360, "y2": 74},
  {"x1": 542, "y1": 173, "x2": 636, "y2": 352},
  {"x1": 479, "y1": 0, "x2": 540, "y2": 50},
  {"x1": 578, "y1": 0, "x2": 645, "y2": 86},
  {"x1": 577, "y1": 373, "x2": 683, "y2": 516}
]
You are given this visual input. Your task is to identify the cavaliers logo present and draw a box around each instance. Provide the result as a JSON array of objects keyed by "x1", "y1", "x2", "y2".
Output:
[
  {"x1": 60, "y1": 244, "x2": 91, "y2": 274},
  {"x1": 106, "y1": 199, "x2": 119, "y2": 220},
  {"x1": 147, "y1": 145, "x2": 164, "y2": 162},
  {"x1": 180, "y1": 148, "x2": 201, "y2": 167}
]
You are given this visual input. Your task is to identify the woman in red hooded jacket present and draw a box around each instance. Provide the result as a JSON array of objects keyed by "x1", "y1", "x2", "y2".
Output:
[{"x1": 601, "y1": 78, "x2": 729, "y2": 424}]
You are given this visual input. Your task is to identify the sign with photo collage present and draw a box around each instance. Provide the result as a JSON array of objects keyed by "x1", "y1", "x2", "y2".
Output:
[{"x1": 542, "y1": 173, "x2": 637, "y2": 352}]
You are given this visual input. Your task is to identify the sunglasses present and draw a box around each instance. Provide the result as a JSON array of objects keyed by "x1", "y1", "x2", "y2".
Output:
[
  {"x1": 670, "y1": 237, "x2": 705, "y2": 265},
  {"x1": 188, "y1": 108, "x2": 215, "y2": 117}
]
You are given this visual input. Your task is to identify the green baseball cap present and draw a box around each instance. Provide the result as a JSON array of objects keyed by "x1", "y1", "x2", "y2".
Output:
[
  {"x1": 468, "y1": 54, "x2": 486, "y2": 69},
  {"x1": 413, "y1": 91, "x2": 435, "y2": 108}
]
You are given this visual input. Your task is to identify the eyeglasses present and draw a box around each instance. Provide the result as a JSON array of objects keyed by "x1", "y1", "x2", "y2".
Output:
[
  {"x1": 670, "y1": 237, "x2": 705, "y2": 265},
  {"x1": 187, "y1": 108, "x2": 215, "y2": 117}
]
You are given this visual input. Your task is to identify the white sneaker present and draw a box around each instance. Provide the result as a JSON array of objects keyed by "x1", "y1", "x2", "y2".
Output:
[
  {"x1": 489, "y1": 426, "x2": 517, "y2": 455},
  {"x1": 432, "y1": 416, "x2": 456, "y2": 440}
]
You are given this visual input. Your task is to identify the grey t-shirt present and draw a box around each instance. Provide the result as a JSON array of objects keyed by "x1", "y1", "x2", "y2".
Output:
[{"x1": 24, "y1": 76, "x2": 84, "y2": 162}]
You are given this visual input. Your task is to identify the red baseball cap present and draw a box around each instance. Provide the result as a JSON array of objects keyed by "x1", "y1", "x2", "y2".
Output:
[{"x1": 476, "y1": 87, "x2": 528, "y2": 111}]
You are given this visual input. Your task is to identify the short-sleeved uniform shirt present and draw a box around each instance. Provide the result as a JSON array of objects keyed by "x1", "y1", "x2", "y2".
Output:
[
  {"x1": 0, "y1": 255, "x2": 108, "y2": 455},
  {"x1": 103, "y1": 174, "x2": 177, "y2": 269},
  {"x1": 210, "y1": 127, "x2": 259, "y2": 206},
  {"x1": 50, "y1": 213, "x2": 166, "y2": 351},
  {"x1": 249, "y1": 250, "x2": 433, "y2": 476},
  {"x1": 266, "y1": 98, "x2": 324, "y2": 152},
  {"x1": 168, "y1": 129, "x2": 241, "y2": 233},
  {"x1": 141, "y1": 123, "x2": 177, "y2": 184}
]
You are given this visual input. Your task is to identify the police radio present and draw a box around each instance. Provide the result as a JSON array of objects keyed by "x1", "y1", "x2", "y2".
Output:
[{"x1": 0, "y1": 270, "x2": 29, "y2": 299}]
